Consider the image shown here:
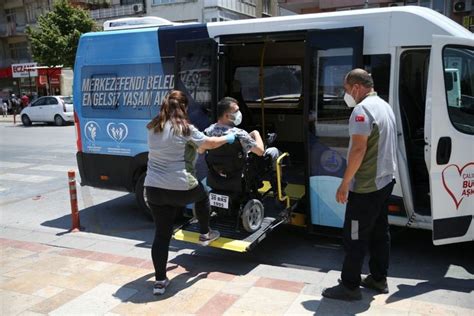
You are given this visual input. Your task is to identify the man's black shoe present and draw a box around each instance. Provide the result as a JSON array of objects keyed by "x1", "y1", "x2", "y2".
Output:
[
  {"x1": 322, "y1": 283, "x2": 362, "y2": 301},
  {"x1": 361, "y1": 275, "x2": 389, "y2": 294}
]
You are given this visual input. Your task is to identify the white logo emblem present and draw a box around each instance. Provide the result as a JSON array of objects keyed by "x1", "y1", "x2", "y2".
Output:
[
  {"x1": 107, "y1": 122, "x2": 128, "y2": 143},
  {"x1": 84, "y1": 121, "x2": 100, "y2": 143}
]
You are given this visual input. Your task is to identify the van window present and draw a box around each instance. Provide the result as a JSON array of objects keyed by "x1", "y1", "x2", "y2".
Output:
[
  {"x1": 316, "y1": 54, "x2": 391, "y2": 122},
  {"x1": 234, "y1": 65, "x2": 302, "y2": 104},
  {"x1": 443, "y1": 46, "x2": 474, "y2": 135}
]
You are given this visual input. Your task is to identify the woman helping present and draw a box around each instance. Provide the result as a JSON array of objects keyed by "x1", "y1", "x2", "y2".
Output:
[{"x1": 145, "y1": 90, "x2": 235, "y2": 295}]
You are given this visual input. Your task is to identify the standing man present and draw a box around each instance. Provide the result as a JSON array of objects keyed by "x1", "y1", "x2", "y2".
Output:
[{"x1": 322, "y1": 69, "x2": 397, "y2": 301}]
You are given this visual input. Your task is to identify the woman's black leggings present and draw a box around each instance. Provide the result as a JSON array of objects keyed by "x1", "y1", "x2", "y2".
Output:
[{"x1": 145, "y1": 183, "x2": 210, "y2": 281}]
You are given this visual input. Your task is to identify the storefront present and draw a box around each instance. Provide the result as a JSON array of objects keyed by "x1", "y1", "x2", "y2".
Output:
[{"x1": 0, "y1": 63, "x2": 62, "y2": 99}]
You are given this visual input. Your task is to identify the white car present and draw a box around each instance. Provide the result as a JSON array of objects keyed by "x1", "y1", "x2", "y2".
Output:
[{"x1": 20, "y1": 96, "x2": 74, "y2": 126}]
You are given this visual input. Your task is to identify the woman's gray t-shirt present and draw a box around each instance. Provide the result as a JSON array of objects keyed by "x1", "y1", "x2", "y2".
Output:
[{"x1": 144, "y1": 122, "x2": 208, "y2": 190}]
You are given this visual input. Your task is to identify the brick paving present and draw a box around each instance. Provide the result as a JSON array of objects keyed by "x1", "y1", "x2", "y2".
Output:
[{"x1": 0, "y1": 237, "x2": 473, "y2": 315}]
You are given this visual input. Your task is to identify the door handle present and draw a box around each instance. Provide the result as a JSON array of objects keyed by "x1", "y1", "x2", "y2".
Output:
[{"x1": 436, "y1": 137, "x2": 451, "y2": 165}]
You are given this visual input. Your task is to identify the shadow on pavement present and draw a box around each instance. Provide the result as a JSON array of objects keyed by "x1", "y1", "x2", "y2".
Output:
[
  {"x1": 115, "y1": 252, "x2": 260, "y2": 304},
  {"x1": 42, "y1": 193, "x2": 474, "y2": 307}
]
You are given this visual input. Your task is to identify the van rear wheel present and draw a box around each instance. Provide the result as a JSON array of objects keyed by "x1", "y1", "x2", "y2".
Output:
[{"x1": 135, "y1": 173, "x2": 152, "y2": 220}]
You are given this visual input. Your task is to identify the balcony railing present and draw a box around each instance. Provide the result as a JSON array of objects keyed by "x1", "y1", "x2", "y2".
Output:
[
  {"x1": 0, "y1": 22, "x2": 27, "y2": 37},
  {"x1": 89, "y1": 3, "x2": 145, "y2": 20},
  {"x1": 204, "y1": 0, "x2": 256, "y2": 17}
]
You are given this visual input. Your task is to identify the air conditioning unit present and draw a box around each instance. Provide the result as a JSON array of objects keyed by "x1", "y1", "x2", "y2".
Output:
[
  {"x1": 453, "y1": 0, "x2": 472, "y2": 13},
  {"x1": 389, "y1": 2, "x2": 405, "y2": 7},
  {"x1": 132, "y1": 3, "x2": 144, "y2": 13}
]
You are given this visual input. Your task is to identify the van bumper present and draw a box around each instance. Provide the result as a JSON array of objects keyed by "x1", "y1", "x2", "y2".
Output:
[{"x1": 76, "y1": 152, "x2": 135, "y2": 192}]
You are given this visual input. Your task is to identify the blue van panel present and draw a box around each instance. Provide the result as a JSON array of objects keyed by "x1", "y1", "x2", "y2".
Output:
[
  {"x1": 74, "y1": 28, "x2": 169, "y2": 158},
  {"x1": 74, "y1": 24, "x2": 212, "y2": 192},
  {"x1": 310, "y1": 176, "x2": 345, "y2": 228},
  {"x1": 79, "y1": 28, "x2": 162, "y2": 65}
]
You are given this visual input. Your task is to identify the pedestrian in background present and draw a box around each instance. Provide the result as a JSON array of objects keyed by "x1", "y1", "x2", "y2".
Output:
[
  {"x1": 145, "y1": 90, "x2": 236, "y2": 295},
  {"x1": 10, "y1": 94, "x2": 21, "y2": 123},
  {"x1": 21, "y1": 93, "x2": 29, "y2": 109},
  {"x1": 1, "y1": 99, "x2": 8, "y2": 117},
  {"x1": 322, "y1": 69, "x2": 397, "y2": 301}
]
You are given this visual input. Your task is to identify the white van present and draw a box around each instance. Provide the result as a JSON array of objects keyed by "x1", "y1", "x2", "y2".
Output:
[{"x1": 74, "y1": 7, "x2": 473, "y2": 251}]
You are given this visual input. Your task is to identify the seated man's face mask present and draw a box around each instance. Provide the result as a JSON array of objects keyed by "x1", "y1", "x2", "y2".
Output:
[{"x1": 229, "y1": 110, "x2": 242, "y2": 126}]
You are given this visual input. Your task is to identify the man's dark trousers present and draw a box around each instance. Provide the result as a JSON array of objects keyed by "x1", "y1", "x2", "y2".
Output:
[{"x1": 341, "y1": 180, "x2": 395, "y2": 290}]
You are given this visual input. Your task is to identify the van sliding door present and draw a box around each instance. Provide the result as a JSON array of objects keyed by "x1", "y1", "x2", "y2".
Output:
[
  {"x1": 174, "y1": 38, "x2": 218, "y2": 131},
  {"x1": 305, "y1": 27, "x2": 363, "y2": 228}
]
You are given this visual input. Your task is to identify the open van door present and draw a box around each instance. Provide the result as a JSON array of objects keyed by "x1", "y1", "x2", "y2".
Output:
[
  {"x1": 305, "y1": 27, "x2": 364, "y2": 229},
  {"x1": 425, "y1": 35, "x2": 474, "y2": 245},
  {"x1": 174, "y1": 38, "x2": 218, "y2": 130}
]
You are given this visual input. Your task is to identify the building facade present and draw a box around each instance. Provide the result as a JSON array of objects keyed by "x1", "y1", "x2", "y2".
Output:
[
  {"x1": 146, "y1": 0, "x2": 279, "y2": 23},
  {"x1": 0, "y1": 0, "x2": 281, "y2": 98},
  {"x1": 279, "y1": 0, "x2": 473, "y2": 30}
]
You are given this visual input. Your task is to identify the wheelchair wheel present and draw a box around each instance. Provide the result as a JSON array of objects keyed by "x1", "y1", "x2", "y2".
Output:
[{"x1": 241, "y1": 199, "x2": 264, "y2": 233}]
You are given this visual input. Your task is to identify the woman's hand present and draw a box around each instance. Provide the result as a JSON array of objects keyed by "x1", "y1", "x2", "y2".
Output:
[
  {"x1": 199, "y1": 133, "x2": 236, "y2": 150},
  {"x1": 225, "y1": 133, "x2": 235, "y2": 144}
]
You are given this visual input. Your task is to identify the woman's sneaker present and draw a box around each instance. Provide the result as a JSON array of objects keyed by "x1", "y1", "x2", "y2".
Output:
[
  {"x1": 153, "y1": 278, "x2": 170, "y2": 295},
  {"x1": 199, "y1": 229, "x2": 220, "y2": 246}
]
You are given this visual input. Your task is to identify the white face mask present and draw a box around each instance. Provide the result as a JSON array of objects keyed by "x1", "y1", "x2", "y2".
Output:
[
  {"x1": 344, "y1": 93, "x2": 357, "y2": 108},
  {"x1": 230, "y1": 110, "x2": 242, "y2": 126}
]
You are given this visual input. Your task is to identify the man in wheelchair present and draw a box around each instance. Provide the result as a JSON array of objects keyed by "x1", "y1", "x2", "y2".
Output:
[{"x1": 203, "y1": 97, "x2": 282, "y2": 233}]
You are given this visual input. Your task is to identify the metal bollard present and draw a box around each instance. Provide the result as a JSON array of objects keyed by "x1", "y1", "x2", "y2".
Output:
[{"x1": 68, "y1": 170, "x2": 81, "y2": 232}]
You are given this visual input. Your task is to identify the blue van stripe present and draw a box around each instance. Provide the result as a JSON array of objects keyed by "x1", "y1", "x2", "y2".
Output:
[{"x1": 158, "y1": 24, "x2": 210, "y2": 58}]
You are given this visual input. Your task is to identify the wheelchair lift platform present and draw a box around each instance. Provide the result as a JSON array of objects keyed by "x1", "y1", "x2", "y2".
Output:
[
  {"x1": 173, "y1": 181, "x2": 305, "y2": 252},
  {"x1": 173, "y1": 215, "x2": 284, "y2": 252}
]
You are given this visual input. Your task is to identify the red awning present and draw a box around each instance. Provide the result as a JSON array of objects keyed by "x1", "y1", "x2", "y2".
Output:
[{"x1": 0, "y1": 67, "x2": 12, "y2": 79}]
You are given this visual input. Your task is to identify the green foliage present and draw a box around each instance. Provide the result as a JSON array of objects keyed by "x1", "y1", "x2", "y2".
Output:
[{"x1": 26, "y1": 0, "x2": 96, "y2": 69}]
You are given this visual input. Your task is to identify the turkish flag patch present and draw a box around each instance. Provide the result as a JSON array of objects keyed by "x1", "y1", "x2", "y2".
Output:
[{"x1": 355, "y1": 115, "x2": 365, "y2": 122}]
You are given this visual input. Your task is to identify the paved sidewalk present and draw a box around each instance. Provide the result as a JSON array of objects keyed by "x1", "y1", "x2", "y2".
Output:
[
  {"x1": 0, "y1": 115, "x2": 21, "y2": 125},
  {"x1": 1, "y1": 237, "x2": 472, "y2": 316}
]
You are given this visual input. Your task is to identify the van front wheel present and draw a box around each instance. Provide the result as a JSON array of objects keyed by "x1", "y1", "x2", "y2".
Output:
[{"x1": 135, "y1": 173, "x2": 152, "y2": 220}]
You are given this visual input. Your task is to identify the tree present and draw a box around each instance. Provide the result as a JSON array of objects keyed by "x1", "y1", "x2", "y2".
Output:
[{"x1": 26, "y1": 0, "x2": 96, "y2": 69}]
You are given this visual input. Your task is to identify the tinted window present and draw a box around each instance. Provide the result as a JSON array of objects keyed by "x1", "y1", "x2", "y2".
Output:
[
  {"x1": 31, "y1": 98, "x2": 46, "y2": 106},
  {"x1": 46, "y1": 97, "x2": 58, "y2": 105},
  {"x1": 234, "y1": 65, "x2": 302, "y2": 104},
  {"x1": 443, "y1": 46, "x2": 474, "y2": 135},
  {"x1": 60, "y1": 96, "x2": 73, "y2": 104},
  {"x1": 316, "y1": 54, "x2": 391, "y2": 122}
]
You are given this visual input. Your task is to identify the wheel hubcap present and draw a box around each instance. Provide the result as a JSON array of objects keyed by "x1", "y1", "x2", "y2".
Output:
[{"x1": 245, "y1": 202, "x2": 262, "y2": 230}]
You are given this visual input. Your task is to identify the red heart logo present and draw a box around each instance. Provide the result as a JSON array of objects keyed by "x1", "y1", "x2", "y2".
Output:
[{"x1": 442, "y1": 163, "x2": 474, "y2": 209}]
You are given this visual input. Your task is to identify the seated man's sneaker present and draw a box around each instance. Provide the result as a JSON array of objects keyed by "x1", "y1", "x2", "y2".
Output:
[
  {"x1": 153, "y1": 278, "x2": 170, "y2": 295},
  {"x1": 322, "y1": 283, "x2": 362, "y2": 301},
  {"x1": 361, "y1": 275, "x2": 389, "y2": 294}
]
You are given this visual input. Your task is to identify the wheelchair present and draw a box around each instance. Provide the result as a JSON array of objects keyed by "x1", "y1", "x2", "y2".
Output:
[{"x1": 205, "y1": 136, "x2": 277, "y2": 233}]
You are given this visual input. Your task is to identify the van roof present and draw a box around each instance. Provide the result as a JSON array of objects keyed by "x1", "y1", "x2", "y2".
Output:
[
  {"x1": 207, "y1": 6, "x2": 471, "y2": 39},
  {"x1": 84, "y1": 7, "x2": 471, "y2": 53}
]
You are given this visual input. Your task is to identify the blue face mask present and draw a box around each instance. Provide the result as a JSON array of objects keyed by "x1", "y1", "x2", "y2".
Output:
[{"x1": 229, "y1": 110, "x2": 242, "y2": 126}]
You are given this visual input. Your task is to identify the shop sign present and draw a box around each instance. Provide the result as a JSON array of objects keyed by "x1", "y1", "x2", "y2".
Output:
[
  {"x1": 11, "y1": 63, "x2": 38, "y2": 78},
  {"x1": 39, "y1": 75, "x2": 48, "y2": 85}
]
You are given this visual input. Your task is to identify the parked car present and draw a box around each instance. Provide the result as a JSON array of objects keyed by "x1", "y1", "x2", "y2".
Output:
[{"x1": 20, "y1": 96, "x2": 74, "y2": 126}]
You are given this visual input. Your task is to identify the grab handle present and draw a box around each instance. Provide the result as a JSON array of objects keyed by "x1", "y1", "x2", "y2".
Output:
[{"x1": 436, "y1": 137, "x2": 451, "y2": 165}]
